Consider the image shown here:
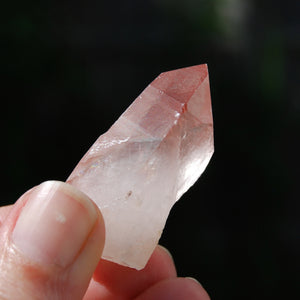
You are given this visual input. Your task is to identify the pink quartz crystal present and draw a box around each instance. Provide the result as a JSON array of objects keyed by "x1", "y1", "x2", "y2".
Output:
[{"x1": 67, "y1": 64, "x2": 214, "y2": 270}]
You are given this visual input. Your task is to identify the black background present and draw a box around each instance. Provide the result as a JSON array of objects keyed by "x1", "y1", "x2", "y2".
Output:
[{"x1": 2, "y1": 0, "x2": 300, "y2": 299}]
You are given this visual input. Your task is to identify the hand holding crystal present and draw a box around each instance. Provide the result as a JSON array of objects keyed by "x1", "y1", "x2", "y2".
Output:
[
  {"x1": 0, "y1": 64, "x2": 213, "y2": 299},
  {"x1": 0, "y1": 181, "x2": 210, "y2": 299}
]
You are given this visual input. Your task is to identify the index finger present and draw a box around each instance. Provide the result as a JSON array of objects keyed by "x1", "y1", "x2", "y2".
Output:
[{"x1": 84, "y1": 245, "x2": 177, "y2": 299}]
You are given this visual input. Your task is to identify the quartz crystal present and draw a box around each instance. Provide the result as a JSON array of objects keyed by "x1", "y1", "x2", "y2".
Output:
[{"x1": 67, "y1": 64, "x2": 214, "y2": 270}]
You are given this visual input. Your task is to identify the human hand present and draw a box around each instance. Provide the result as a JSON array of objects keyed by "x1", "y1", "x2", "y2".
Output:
[{"x1": 0, "y1": 181, "x2": 210, "y2": 299}]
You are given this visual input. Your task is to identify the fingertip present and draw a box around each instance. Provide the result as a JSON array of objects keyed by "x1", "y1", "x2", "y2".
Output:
[
  {"x1": 11, "y1": 181, "x2": 99, "y2": 267},
  {"x1": 0, "y1": 181, "x2": 105, "y2": 300},
  {"x1": 157, "y1": 245, "x2": 175, "y2": 263},
  {"x1": 153, "y1": 245, "x2": 177, "y2": 277},
  {"x1": 185, "y1": 276, "x2": 203, "y2": 287},
  {"x1": 184, "y1": 277, "x2": 210, "y2": 299}
]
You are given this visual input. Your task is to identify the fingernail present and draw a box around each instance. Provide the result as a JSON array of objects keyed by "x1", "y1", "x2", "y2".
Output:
[
  {"x1": 12, "y1": 181, "x2": 98, "y2": 267},
  {"x1": 185, "y1": 277, "x2": 203, "y2": 287}
]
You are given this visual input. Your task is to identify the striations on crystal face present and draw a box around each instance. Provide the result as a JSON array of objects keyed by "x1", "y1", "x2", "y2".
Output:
[{"x1": 67, "y1": 64, "x2": 214, "y2": 270}]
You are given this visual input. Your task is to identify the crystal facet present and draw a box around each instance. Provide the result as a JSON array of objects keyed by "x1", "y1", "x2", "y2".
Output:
[{"x1": 67, "y1": 64, "x2": 214, "y2": 270}]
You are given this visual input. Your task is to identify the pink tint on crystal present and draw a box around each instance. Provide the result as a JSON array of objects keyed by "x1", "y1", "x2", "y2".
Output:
[
  {"x1": 151, "y1": 65, "x2": 208, "y2": 105},
  {"x1": 67, "y1": 64, "x2": 214, "y2": 270}
]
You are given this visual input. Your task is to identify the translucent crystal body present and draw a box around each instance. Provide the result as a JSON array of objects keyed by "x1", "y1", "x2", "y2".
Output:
[{"x1": 67, "y1": 64, "x2": 214, "y2": 270}]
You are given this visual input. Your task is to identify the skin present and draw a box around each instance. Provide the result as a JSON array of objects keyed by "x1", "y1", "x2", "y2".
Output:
[{"x1": 0, "y1": 182, "x2": 210, "y2": 300}]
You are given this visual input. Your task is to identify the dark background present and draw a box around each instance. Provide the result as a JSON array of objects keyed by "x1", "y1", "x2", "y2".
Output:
[{"x1": 3, "y1": 0, "x2": 299, "y2": 299}]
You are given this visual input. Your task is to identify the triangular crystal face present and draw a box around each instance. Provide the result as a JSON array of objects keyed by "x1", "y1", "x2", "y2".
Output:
[{"x1": 67, "y1": 64, "x2": 214, "y2": 270}]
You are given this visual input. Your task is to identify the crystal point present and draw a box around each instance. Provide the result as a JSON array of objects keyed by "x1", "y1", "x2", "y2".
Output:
[{"x1": 67, "y1": 64, "x2": 214, "y2": 270}]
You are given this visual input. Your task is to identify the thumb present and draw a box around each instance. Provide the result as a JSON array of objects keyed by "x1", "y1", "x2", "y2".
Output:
[{"x1": 0, "y1": 181, "x2": 105, "y2": 300}]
